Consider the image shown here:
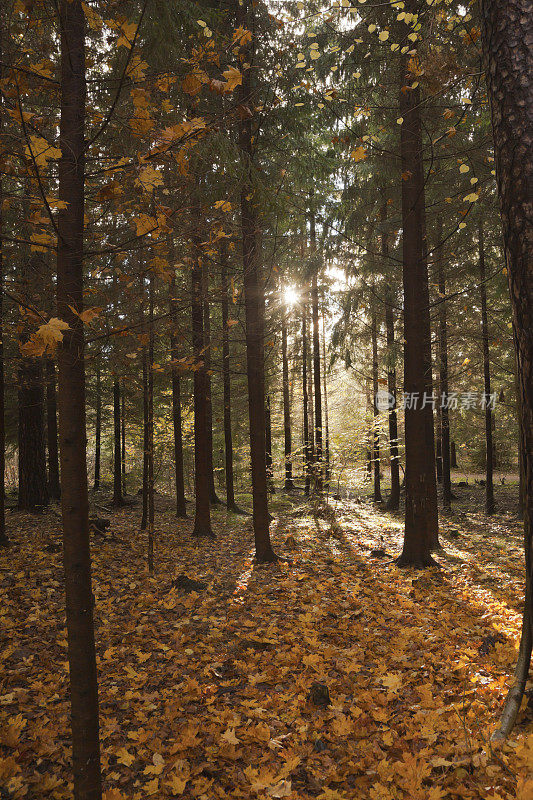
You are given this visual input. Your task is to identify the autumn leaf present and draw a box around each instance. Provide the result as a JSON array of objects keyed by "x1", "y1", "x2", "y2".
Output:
[
  {"x1": 351, "y1": 145, "x2": 367, "y2": 162},
  {"x1": 222, "y1": 67, "x2": 243, "y2": 92},
  {"x1": 221, "y1": 728, "x2": 240, "y2": 746}
]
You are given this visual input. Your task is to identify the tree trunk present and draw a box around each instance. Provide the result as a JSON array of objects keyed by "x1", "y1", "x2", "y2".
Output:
[
  {"x1": 121, "y1": 381, "x2": 126, "y2": 496},
  {"x1": 237, "y1": 0, "x2": 275, "y2": 561},
  {"x1": 93, "y1": 359, "x2": 101, "y2": 492},
  {"x1": 191, "y1": 229, "x2": 213, "y2": 538},
  {"x1": 302, "y1": 301, "x2": 311, "y2": 497},
  {"x1": 147, "y1": 273, "x2": 155, "y2": 572},
  {"x1": 46, "y1": 359, "x2": 61, "y2": 501},
  {"x1": 478, "y1": 219, "x2": 495, "y2": 514},
  {"x1": 371, "y1": 309, "x2": 383, "y2": 503},
  {"x1": 0, "y1": 15, "x2": 7, "y2": 545},
  {"x1": 309, "y1": 207, "x2": 323, "y2": 492},
  {"x1": 220, "y1": 242, "x2": 239, "y2": 511},
  {"x1": 18, "y1": 336, "x2": 48, "y2": 510},
  {"x1": 480, "y1": 0, "x2": 533, "y2": 738},
  {"x1": 203, "y1": 267, "x2": 222, "y2": 505},
  {"x1": 56, "y1": 2, "x2": 102, "y2": 794},
  {"x1": 450, "y1": 440, "x2": 458, "y2": 469},
  {"x1": 281, "y1": 307, "x2": 294, "y2": 490},
  {"x1": 384, "y1": 295, "x2": 400, "y2": 511},
  {"x1": 140, "y1": 276, "x2": 149, "y2": 532},
  {"x1": 112, "y1": 379, "x2": 122, "y2": 505},
  {"x1": 170, "y1": 274, "x2": 187, "y2": 517},
  {"x1": 322, "y1": 310, "x2": 330, "y2": 486},
  {"x1": 436, "y1": 223, "x2": 452, "y2": 510},
  {"x1": 265, "y1": 395, "x2": 275, "y2": 494},
  {"x1": 397, "y1": 49, "x2": 438, "y2": 567}
]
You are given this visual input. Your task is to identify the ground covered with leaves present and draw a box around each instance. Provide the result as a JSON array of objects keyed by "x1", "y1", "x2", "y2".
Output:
[{"x1": 1, "y1": 487, "x2": 532, "y2": 799}]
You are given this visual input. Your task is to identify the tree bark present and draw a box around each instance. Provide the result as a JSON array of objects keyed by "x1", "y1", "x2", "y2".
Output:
[
  {"x1": 397, "y1": 49, "x2": 438, "y2": 567},
  {"x1": 371, "y1": 309, "x2": 383, "y2": 503},
  {"x1": 265, "y1": 395, "x2": 275, "y2": 494},
  {"x1": 480, "y1": 0, "x2": 533, "y2": 738},
  {"x1": 56, "y1": 2, "x2": 102, "y2": 795},
  {"x1": 322, "y1": 310, "x2": 330, "y2": 487},
  {"x1": 203, "y1": 267, "x2": 222, "y2": 505},
  {"x1": 191, "y1": 228, "x2": 213, "y2": 538},
  {"x1": 147, "y1": 273, "x2": 155, "y2": 572},
  {"x1": 141, "y1": 277, "x2": 149, "y2": 532},
  {"x1": 309, "y1": 206, "x2": 323, "y2": 492},
  {"x1": 0, "y1": 14, "x2": 7, "y2": 545},
  {"x1": 18, "y1": 344, "x2": 48, "y2": 511},
  {"x1": 478, "y1": 219, "x2": 496, "y2": 514},
  {"x1": 93, "y1": 359, "x2": 101, "y2": 492},
  {"x1": 121, "y1": 381, "x2": 126, "y2": 496},
  {"x1": 450, "y1": 440, "x2": 458, "y2": 469},
  {"x1": 112, "y1": 378, "x2": 122, "y2": 505},
  {"x1": 46, "y1": 359, "x2": 61, "y2": 501},
  {"x1": 237, "y1": 0, "x2": 275, "y2": 561},
  {"x1": 385, "y1": 295, "x2": 400, "y2": 512},
  {"x1": 170, "y1": 274, "x2": 187, "y2": 517},
  {"x1": 436, "y1": 223, "x2": 452, "y2": 510},
  {"x1": 220, "y1": 243, "x2": 240, "y2": 511},
  {"x1": 302, "y1": 301, "x2": 311, "y2": 497},
  {"x1": 281, "y1": 306, "x2": 294, "y2": 490}
]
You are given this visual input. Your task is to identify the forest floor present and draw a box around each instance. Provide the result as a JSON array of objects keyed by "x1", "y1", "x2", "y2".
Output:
[{"x1": 1, "y1": 485, "x2": 532, "y2": 800}]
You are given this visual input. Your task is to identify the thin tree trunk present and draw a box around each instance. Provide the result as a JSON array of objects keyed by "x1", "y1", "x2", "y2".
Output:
[
  {"x1": 436, "y1": 222, "x2": 452, "y2": 510},
  {"x1": 121, "y1": 381, "x2": 126, "y2": 496},
  {"x1": 322, "y1": 310, "x2": 330, "y2": 486},
  {"x1": 93, "y1": 359, "x2": 101, "y2": 492},
  {"x1": 282, "y1": 307, "x2": 294, "y2": 490},
  {"x1": 56, "y1": 1, "x2": 102, "y2": 794},
  {"x1": 203, "y1": 268, "x2": 222, "y2": 505},
  {"x1": 191, "y1": 229, "x2": 213, "y2": 538},
  {"x1": 478, "y1": 219, "x2": 495, "y2": 514},
  {"x1": 265, "y1": 395, "x2": 275, "y2": 494},
  {"x1": 481, "y1": 0, "x2": 533, "y2": 738},
  {"x1": 371, "y1": 309, "x2": 383, "y2": 503},
  {"x1": 147, "y1": 273, "x2": 154, "y2": 572},
  {"x1": 397, "y1": 46, "x2": 438, "y2": 567},
  {"x1": 221, "y1": 242, "x2": 240, "y2": 511},
  {"x1": 141, "y1": 277, "x2": 149, "y2": 532},
  {"x1": 450, "y1": 440, "x2": 458, "y2": 469},
  {"x1": 237, "y1": 0, "x2": 275, "y2": 561},
  {"x1": 170, "y1": 274, "x2": 187, "y2": 517},
  {"x1": 302, "y1": 301, "x2": 311, "y2": 497},
  {"x1": 0, "y1": 14, "x2": 7, "y2": 545},
  {"x1": 112, "y1": 379, "x2": 122, "y2": 505},
  {"x1": 309, "y1": 204, "x2": 323, "y2": 491},
  {"x1": 46, "y1": 359, "x2": 61, "y2": 501}
]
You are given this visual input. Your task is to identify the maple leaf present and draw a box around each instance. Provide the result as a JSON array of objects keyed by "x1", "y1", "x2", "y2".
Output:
[
  {"x1": 134, "y1": 214, "x2": 158, "y2": 238},
  {"x1": 137, "y1": 165, "x2": 164, "y2": 192},
  {"x1": 25, "y1": 136, "x2": 61, "y2": 168},
  {"x1": 351, "y1": 146, "x2": 367, "y2": 162},
  {"x1": 267, "y1": 780, "x2": 292, "y2": 798},
  {"x1": 116, "y1": 21, "x2": 138, "y2": 48},
  {"x1": 222, "y1": 67, "x2": 243, "y2": 92},
  {"x1": 116, "y1": 747, "x2": 135, "y2": 766},
  {"x1": 166, "y1": 771, "x2": 188, "y2": 794},
  {"x1": 221, "y1": 728, "x2": 240, "y2": 745}
]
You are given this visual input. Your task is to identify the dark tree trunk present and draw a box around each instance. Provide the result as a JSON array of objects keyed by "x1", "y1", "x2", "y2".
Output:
[
  {"x1": 281, "y1": 308, "x2": 294, "y2": 490},
  {"x1": 478, "y1": 219, "x2": 495, "y2": 514},
  {"x1": 450, "y1": 440, "x2": 458, "y2": 469},
  {"x1": 436, "y1": 224, "x2": 452, "y2": 510},
  {"x1": 191, "y1": 230, "x2": 213, "y2": 539},
  {"x1": 140, "y1": 276, "x2": 149, "y2": 532},
  {"x1": 309, "y1": 208, "x2": 323, "y2": 492},
  {"x1": 56, "y1": 2, "x2": 102, "y2": 795},
  {"x1": 93, "y1": 359, "x2": 101, "y2": 492},
  {"x1": 121, "y1": 382, "x2": 126, "y2": 495},
  {"x1": 384, "y1": 297, "x2": 400, "y2": 511},
  {"x1": 112, "y1": 379, "x2": 122, "y2": 505},
  {"x1": 322, "y1": 311, "x2": 330, "y2": 486},
  {"x1": 371, "y1": 310, "x2": 383, "y2": 503},
  {"x1": 46, "y1": 359, "x2": 61, "y2": 501},
  {"x1": 302, "y1": 301, "x2": 311, "y2": 497},
  {"x1": 265, "y1": 395, "x2": 275, "y2": 494},
  {"x1": 220, "y1": 244, "x2": 239, "y2": 511},
  {"x1": 237, "y1": 0, "x2": 275, "y2": 561},
  {"x1": 203, "y1": 268, "x2": 222, "y2": 505},
  {"x1": 170, "y1": 274, "x2": 187, "y2": 517},
  {"x1": 0, "y1": 16, "x2": 6, "y2": 545},
  {"x1": 381, "y1": 195, "x2": 400, "y2": 511},
  {"x1": 481, "y1": 0, "x2": 533, "y2": 738},
  {"x1": 147, "y1": 274, "x2": 155, "y2": 572},
  {"x1": 397, "y1": 49, "x2": 438, "y2": 567},
  {"x1": 18, "y1": 337, "x2": 48, "y2": 510}
]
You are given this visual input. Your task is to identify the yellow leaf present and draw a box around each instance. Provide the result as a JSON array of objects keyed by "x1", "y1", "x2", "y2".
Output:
[
  {"x1": 222, "y1": 67, "x2": 243, "y2": 92},
  {"x1": 221, "y1": 728, "x2": 240, "y2": 746},
  {"x1": 116, "y1": 747, "x2": 135, "y2": 767},
  {"x1": 351, "y1": 145, "x2": 367, "y2": 162}
]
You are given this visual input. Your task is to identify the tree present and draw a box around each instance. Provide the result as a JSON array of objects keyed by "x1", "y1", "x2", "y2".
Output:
[
  {"x1": 478, "y1": 218, "x2": 495, "y2": 514},
  {"x1": 281, "y1": 303, "x2": 294, "y2": 491},
  {"x1": 56, "y1": 1, "x2": 102, "y2": 795},
  {"x1": 481, "y1": 0, "x2": 533, "y2": 738}
]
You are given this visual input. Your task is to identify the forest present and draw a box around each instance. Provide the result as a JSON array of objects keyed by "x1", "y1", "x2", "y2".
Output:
[{"x1": 0, "y1": 0, "x2": 532, "y2": 798}]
